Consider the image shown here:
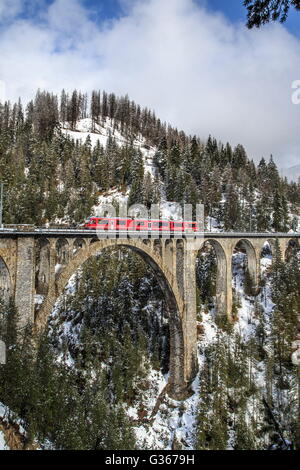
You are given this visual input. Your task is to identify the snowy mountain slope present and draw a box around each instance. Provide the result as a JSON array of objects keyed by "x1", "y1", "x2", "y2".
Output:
[
  {"x1": 61, "y1": 117, "x2": 157, "y2": 178},
  {"x1": 62, "y1": 118, "x2": 189, "y2": 221},
  {"x1": 59, "y1": 118, "x2": 300, "y2": 232},
  {"x1": 60, "y1": 119, "x2": 300, "y2": 233}
]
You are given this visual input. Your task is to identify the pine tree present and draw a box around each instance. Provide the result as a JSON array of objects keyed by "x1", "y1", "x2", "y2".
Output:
[
  {"x1": 272, "y1": 191, "x2": 288, "y2": 232},
  {"x1": 244, "y1": 268, "x2": 254, "y2": 297},
  {"x1": 223, "y1": 182, "x2": 242, "y2": 231}
]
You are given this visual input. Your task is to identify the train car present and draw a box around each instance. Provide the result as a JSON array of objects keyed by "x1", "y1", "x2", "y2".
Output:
[
  {"x1": 84, "y1": 217, "x2": 199, "y2": 232},
  {"x1": 127, "y1": 219, "x2": 150, "y2": 231},
  {"x1": 148, "y1": 220, "x2": 199, "y2": 232},
  {"x1": 84, "y1": 217, "x2": 150, "y2": 231},
  {"x1": 149, "y1": 220, "x2": 171, "y2": 231},
  {"x1": 183, "y1": 221, "x2": 199, "y2": 232}
]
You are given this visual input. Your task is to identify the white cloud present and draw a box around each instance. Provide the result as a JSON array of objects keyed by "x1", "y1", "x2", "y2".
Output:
[
  {"x1": 0, "y1": 0, "x2": 300, "y2": 168},
  {"x1": 0, "y1": 80, "x2": 5, "y2": 102},
  {"x1": 0, "y1": 0, "x2": 23, "y2": 20}
]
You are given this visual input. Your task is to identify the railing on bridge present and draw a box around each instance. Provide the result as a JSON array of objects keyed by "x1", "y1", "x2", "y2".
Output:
[
  {"x1": 0, "y1": 225, "x2": 299, "y2": 239},
  {"x1": 0, "y1": 224, "x2": 36, "y2": 232}
]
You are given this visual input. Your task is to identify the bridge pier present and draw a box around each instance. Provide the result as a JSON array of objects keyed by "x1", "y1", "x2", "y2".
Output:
[
  {"x1": 182, "y1": 242, "x2": 198, "y2": 383},
  {"x1": 15, "y1": 238, "x2": 35, "y2": 329},
  {"x1": 225, "y1": 253, "x2": 233, "y2": 318},
  {"x1": 279, "y1": 239, "x2": 289, "y2": 261}
]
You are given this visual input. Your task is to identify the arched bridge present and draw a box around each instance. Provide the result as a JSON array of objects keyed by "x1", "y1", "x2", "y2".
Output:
[{"x1": 0, "y1": 229, "x2": 299, "y2": 398}]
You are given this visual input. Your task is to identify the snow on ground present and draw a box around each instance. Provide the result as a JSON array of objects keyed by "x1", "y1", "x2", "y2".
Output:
[
  {"x1": 48, "y1": 272, "x2": 81, "y2": 366},
  {"x1": 0, "y1": 403, "x2": 6, "y2": 420},
  {"x1": 159, "y1": 201, "x2": 184, "y2": 221},
  {"x1": 61, "y1": 117, "x2": 157, "y2": 179},
  {"x1": 206, "y1": 216, "x2": 223, "y2": 232},
  {"x1": 0, "y1": 429, "x2": 8, "y2": 450},
  {"x1": 232, "y1": 252, "x2": 258, "y2": 339},
  {"x1": 93, "y1": 189, "x2": 129, "y2": 216},
  {"x1": 61, "y1": 118, "x2": 123, "y2": 149},
  {"x1": 0, "y1": 403, "x2": 8, "y2": 450},
  {"x1": 92, "y1": 189, "x2": 195, "y2": 224},
  {"x1": 34, "y1": 294, "x2": 44, "y2": 306},
  {"x1": 131, "y1": 369, "x2": 200, "y2": 450},
  {"x1": 143, "y1": 147, "x2": 157, "y2": 179}
]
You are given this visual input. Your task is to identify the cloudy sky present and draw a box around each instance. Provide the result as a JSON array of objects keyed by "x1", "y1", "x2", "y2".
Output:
[{"x1": 0, "y1": 0, "x2": 300, "y2": 170}]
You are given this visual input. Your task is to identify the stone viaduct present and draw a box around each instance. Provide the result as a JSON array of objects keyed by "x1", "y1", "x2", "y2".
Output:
[{"x1": 0, "y1": 229, "x2": 299, "y2": 398}]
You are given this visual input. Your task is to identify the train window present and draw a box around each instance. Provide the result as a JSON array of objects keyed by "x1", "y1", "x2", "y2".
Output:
[
  {"x1": 152, "y1": 222, "x2": 159, "y2": 227},
  {"x1": 98, "y1": 220, "x2": 109, "y2": 225},
  {"x1": 159, "y1": 222, "x2": 169, "y2": 227},
  {"x1": 118, "y1": 221, "x2": 126, "y2": 226},
  {"x1": 174, "y1": 223, "x2": 183, "y2": 228}
]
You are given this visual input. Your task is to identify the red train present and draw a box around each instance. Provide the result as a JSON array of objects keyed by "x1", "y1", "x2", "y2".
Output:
[{"x1": 84, "y1": 217, "x2": 199, "y2": 232}]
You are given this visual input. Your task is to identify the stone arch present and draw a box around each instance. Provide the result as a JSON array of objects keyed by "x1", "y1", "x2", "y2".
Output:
[
  {"x1": 196, "y1": 239, "x2": 229, "y2": 318},
  {"x1": 72, "y1": 238, "x2": 87, "y2": 256},
  {"x1": 262, "y1": 239, "x2": 275, "y2": 254},
  {"x1": 0, "y1": 256, "x2": 11, "y2": 304},
  {"x1": 165, "y1": 239, "x2": 173, "y2": 250},
  {"x1": 260, "y1": 238, "x2": 292, "y2": 262},
  {"x1": 35, "y1": 238, "x2": 186, "y2": 398},
  {"x1": 55, "y1": 238, "x2": 70, "y2": 267},
  {"x1": 153, "y1": 239, "x2": 163, "y2": 258},
  {"x1": 257, "y1": 239, "x2": 275, "y2": 278},
  {"x1": 233, "y1": 239, "x2": 258, "y2": 286},
  {"x1": 35, "y1": 238, "x2": 50, "y2": 297},
  {"x1": 260, "y1": 239, "x2": 274, "y2": 259},
  {"x1": 0, "y1": 247, "x2": 14, "y2": 284},
  {"x1": 285, "y1": 238, "x2": 300, "y2": 261}
]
